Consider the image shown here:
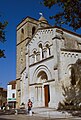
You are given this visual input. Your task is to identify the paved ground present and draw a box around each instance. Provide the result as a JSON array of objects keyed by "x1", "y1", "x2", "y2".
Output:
[
  {"x1": 0, "y1": 114, "x2": 81, "y2": 120},
  {"x1": 0, "y1": 107, "x2": 81, "y2": 120}
]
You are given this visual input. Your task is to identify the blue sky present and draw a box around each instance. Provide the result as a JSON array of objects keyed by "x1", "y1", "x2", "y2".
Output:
[{"x1": 0, "y1": 0, "x2": 81, "y2": 89}]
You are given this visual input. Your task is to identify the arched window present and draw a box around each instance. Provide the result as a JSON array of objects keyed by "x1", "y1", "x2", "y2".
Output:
[
  {"x1": 46, "y1": 44, "x2": 51, "y2": 57},
  {"x1": 21, "y1": 28, "x2": 24, "y2": 40},
  {"x1": 39, "y1": 43, "x2": 44, "y2": 60},
  {"x1": 21, "y1": 28, "x2": 24, "y2": 34},
  {"x1": 33, "y1": 51, "x2": 37, "y2": 63},
  {"x1": 32, "y1": 26, "x2": 36, "y2": 35}
]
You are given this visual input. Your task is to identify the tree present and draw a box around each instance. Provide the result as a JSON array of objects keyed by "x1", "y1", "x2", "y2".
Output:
[
  {"x1": 58, "y1": 59, "x2": 81, "y2": 110},
  {"x1": 0, "y1": 17, "x2": 8, "y2": 58},
  {"x1": 42, "y1": 0, "x2": 81, "y2": 30}
]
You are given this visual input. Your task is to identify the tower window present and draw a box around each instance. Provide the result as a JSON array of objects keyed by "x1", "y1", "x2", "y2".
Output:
[
  {"x1": 21, "y1": 28, "x2": 24, "y2": 34},
  {"x1": 21, "y1": 28, "x2": 24, "y2": 40},
  {"x1": 32, "y1": 27, "x2": 36, "y2": 35}
]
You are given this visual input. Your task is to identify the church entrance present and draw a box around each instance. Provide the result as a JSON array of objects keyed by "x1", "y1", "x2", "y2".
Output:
[
  {"x1": 34, "y1": 66, "x2": 52, "y2": 108},
  {"x1": 44, "y1": 85, "x2": 50, "y2": 107}
]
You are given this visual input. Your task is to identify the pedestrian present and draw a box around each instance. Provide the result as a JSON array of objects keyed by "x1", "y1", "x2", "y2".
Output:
[{"x1": 27, "y1": 99, "x2": 32, "y2": 115}]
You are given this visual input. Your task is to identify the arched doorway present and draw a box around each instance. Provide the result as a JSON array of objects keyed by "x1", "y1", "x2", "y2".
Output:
[{"x1": 37, "y1": 71, "x2": 50, "y2": 107}]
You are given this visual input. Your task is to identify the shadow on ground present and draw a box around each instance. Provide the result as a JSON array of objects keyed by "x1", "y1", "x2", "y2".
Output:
[{"x1": 0, "y1": 118, "x2": 14, "y2": 120}]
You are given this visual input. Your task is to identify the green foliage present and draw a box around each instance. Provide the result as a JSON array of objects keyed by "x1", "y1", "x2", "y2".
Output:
[
  {"x1": 59, "y1": 59, "x2": 81, "y2": 110},
  {"x1": 0, "y1": 49, "x2": 5, "y2": 58},
  {"x1": 42, "y1": 0, "x2": 81, "y2": 30},
  {"x1": 62, "y1": 85, "x2": 76, "y2": 105},
  {"x1": 0, "y1": 17, "x2": 8, "y2": 58},
  {"x1": 0, "y1": 21, "x2": 8, "y2": 42}
]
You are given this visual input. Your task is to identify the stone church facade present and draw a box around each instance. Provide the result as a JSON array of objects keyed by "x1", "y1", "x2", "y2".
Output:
[{"x1": 16, "y1": 16, "x2": 81, "y2": 109}]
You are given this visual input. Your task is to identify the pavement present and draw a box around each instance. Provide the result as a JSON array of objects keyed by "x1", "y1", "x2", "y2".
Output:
[
  {"x1": 32, "y1": 107, "x2": 70, "y2": 118},
  {"x1": 0, "y1": 107, "x2": 81, "y2": 120},
  {"x1": 32, "y1": 107, "x2": 81, "y2": 119}
]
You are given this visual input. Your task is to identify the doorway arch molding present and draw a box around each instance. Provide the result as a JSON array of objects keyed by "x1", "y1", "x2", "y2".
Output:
[{"x1": 32, "y1": 65, "x2": 52, "y2": 83}]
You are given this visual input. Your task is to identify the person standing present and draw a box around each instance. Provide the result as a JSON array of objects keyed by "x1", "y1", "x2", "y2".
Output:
[{"x1": 27, "y1": 99, "x2": 32, "y2": 115}]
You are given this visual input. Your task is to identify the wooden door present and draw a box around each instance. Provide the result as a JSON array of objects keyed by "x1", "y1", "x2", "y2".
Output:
[{"x1": 44, "y1": 85, "x2": 50, "y2": 107}]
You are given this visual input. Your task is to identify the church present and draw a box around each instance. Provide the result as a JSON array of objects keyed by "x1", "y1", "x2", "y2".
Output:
[{"x1": 16, "y1": 15, "x2": 81, "y2": 109}]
